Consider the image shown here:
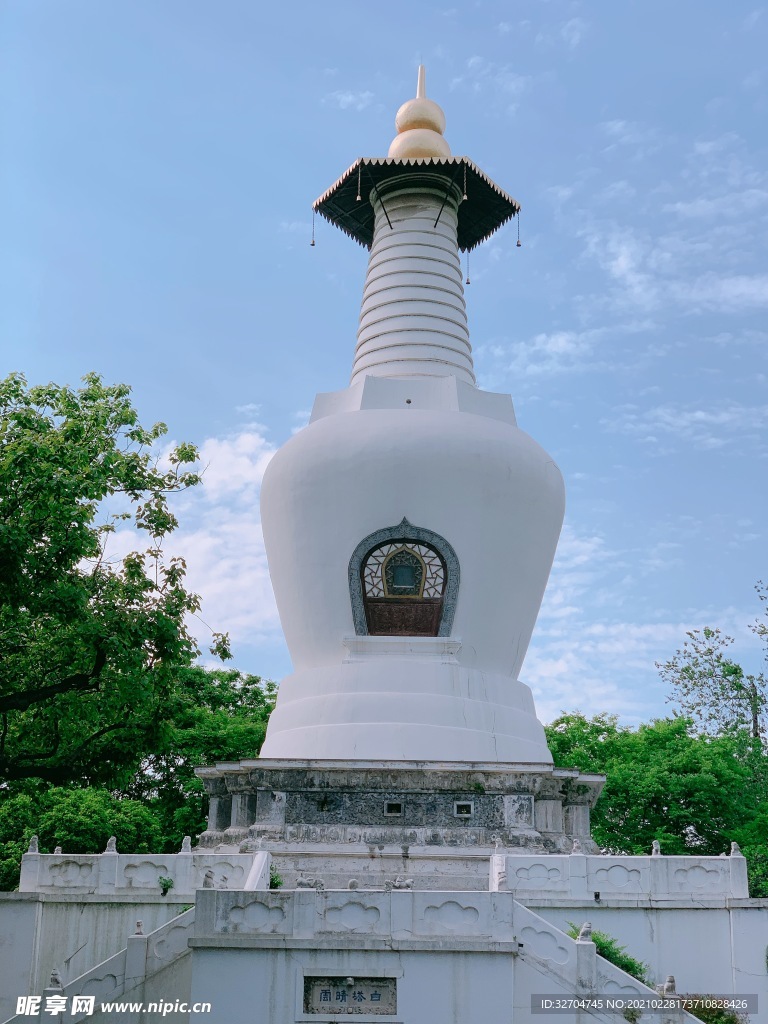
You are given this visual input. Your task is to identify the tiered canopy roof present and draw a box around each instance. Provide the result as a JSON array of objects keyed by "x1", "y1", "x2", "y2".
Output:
[
  {"x1": 313, "y1": 67, "x2": 521, "y2": 253},
  {"x1": 313, "y1": 156, "x2": 520, "y2": 253}
]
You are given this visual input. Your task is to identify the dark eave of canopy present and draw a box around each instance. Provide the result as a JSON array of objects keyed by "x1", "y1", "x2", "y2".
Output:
[{"x1": 313, "y1": 156, "x2": 520, "y2": 253}]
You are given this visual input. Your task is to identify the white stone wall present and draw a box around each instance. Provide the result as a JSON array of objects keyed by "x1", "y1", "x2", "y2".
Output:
[
  {"x1": 533, "y1": 903, "x2": 768, "y2": 1007},
  {"x1": 1, "y1": 853, "x2": 271, "y2": 1024},
  {"x1": 189, "y1": 889, "x2": 703, "y2": 1024},
  {"x1": 0, "y1": 894, "x2": 187, "y2": 1023}
]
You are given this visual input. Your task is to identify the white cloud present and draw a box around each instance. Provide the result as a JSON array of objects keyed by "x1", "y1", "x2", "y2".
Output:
[
  {"x1": 100, "y1": 427, "x2": 282, "y2": 660},
  {"x1": 173, "y1": 505, "x2": 280, "y2": 646},
  {"x1": 601, "y1": 180, "x2": 637, "y2": 201},
  {"x1": 323, "y1": 90, "x2": 374, "y2": 112},
  {"x1": 675, "y1": 273, "x2": 768, "y2": 311},
  {"x1": 599, "y1": 119, "x2": 660, "y2": 155},
  {"x1": 450, "y1": 57, "x2": 531, "y2": 113},
  {"x1": 742, "y1": 9, "x2": 762, "y2": 30},
  {"x1": 603, "y1": 402, "x2": 768, "y2": 451},
  {"x1": 533, "y1": 17, "x2": 588, "y2": 51},
  {"x1": 475, "y1": 320, "x2": 654, "y2": 380},
  {"x1": 291, "y1": 409, "x2": 311, "y2": 434},
  {"x1": 279, "y1": 220, "x2": 311, "y2": 235},
  {"x1": 663, "y1": 188, "x2": 768, "y2": 219},
  {"x1": 576, "y1": 216, "x2": 768, "y2": 315},
  {"x1": 523, "y1": 524, "x2": 766, "y2": 724},
  {"x1": 560, "y1": 17, "x2": 587, "y2": 49},
  {"x1": 521, "y1": 525, "x2": 675, "y2": 722}
]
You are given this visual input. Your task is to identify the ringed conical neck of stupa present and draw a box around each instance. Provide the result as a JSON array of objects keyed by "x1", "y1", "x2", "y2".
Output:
[
  {"x1": 352, "y1": 67, "x2": 472, "y2": 386},
  {"x1": 313, "y1": 66, "x2": 520, "y2": 390}
]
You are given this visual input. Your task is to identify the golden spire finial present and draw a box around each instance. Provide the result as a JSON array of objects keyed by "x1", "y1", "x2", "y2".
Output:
[{"x1": 388, "y1": 65, "x2": 451, "y2": 159}]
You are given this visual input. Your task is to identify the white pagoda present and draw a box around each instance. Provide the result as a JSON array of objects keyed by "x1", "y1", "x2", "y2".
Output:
[{"x1": 190, "y1": 66, "x2": 606, "y2": 879}]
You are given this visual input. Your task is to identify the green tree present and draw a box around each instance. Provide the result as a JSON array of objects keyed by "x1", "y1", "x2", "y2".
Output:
[
  {"x1": 0, "y1": 668, "x2": 276, "y2": 890},
  {"x1": 656, "y1": 589, "x2": 768, "y2": 741},
  {"x1": 545, "y1": 713, "x2": 757, "y2": 856},
  {"x1": 0, "y1": 788, "x2": 164, "y2": 891},
  {"x1": 123, "y1": 666, "x2": 277, "y2": 848},
  {"x1": 0, "y1": 372, "x2": 230, "y2": 787}
]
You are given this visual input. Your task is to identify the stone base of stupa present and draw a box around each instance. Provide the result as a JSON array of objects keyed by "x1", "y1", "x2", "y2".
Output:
[{"x1": 195, "y1": 759, "x2": 604, "y2": 889}]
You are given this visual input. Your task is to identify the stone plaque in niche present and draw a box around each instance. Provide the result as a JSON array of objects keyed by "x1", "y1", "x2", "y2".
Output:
[
  {"x1": 303, "y1": 977, "x2": 397, "y2": 1015},
  {"x1": 504, "y1": 794, "x2": 534, "y2": 826}
]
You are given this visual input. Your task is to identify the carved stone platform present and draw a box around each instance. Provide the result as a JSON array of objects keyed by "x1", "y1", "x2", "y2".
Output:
[{"x1": 195, "y1": 760, "x2": 604, "y2": 887}]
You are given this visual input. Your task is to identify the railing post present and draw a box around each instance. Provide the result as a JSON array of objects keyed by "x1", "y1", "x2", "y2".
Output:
[{"x1": 123, "y1": 921, "x2": 149, "y2": 1024}]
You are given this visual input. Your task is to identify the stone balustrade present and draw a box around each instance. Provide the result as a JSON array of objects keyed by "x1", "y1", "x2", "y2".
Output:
[
  {"x1": 19, "y1": 850, "x2": 268, "y2": 897},
  {"x1": 490, "y1": 850, "x2": 748, "y2": 900}
]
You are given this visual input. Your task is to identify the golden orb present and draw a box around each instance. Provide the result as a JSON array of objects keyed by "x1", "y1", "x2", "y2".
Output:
[
  {"x1": 395, "y1": 97, "x2": 446, "y2": 135},
  {"x1": 388, "y1": 129, "x2": 451, "y2": 160}
]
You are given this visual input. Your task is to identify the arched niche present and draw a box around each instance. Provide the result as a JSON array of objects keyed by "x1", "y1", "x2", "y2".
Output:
[{"x1": 348, "y1": 518, "x2": 459, "y2": 637}]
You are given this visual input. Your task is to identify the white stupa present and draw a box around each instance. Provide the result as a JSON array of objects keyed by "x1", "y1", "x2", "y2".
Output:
[{"x1": 259, "y1": 67, "x2": 563, "y2": 765}]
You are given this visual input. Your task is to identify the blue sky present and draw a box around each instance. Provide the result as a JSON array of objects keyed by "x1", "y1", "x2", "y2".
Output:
[{"x1": 2, "y1": 1, "x2": 766, "y2": 724}]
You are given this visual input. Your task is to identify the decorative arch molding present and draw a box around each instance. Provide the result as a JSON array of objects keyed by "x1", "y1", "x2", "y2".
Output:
[{"x1": 348, "y1": 518, "x2": 460, "y2": 637}]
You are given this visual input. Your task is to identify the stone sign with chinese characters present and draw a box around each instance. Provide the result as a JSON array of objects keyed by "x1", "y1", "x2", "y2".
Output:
[{"x1": 303, "y1": 977, "x2": 397, "y2": 1015}]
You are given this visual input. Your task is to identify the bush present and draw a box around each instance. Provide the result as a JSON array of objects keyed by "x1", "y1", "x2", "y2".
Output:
[
  {"x1": 680, "y1": 997, "x2": 749, "y2": 1023},
  {"x1": 269, "y1": 865, "x2": 283, "y2": 889},
  {"x1": 566, "y1": 923, "x2": 648, "y2": 982}
]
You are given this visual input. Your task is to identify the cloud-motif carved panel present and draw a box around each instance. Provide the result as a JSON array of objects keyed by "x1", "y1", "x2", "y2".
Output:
[
  {"x1": 593, "y1": 864, "x2": 642, "y2": 889},
  {"x1": 151, "y1": 923, "x2": 192, "y2": 962},
  {"x1": 514, "y1": 862, "x2": 563, "y2": 885},
  {"x1": 422, "y1": 900, "x2": 480, "y2": 935},
  {"x1": 78, "y1": 973, "x2": 123, "y2": 999},
  {"x1": 48, "y1": 861, "x2": 96, "y2": 887},
  {"x1": 673, "y1": 865, "x2": 724, "y2": 891},
  {"x1": 122, "y1": 861, "x2": 171, "y2": 888},
  {"x1": 194, "y1": 861, "x2": 245, "y2": 889},
  {"x1": 519, "y1": 925, "x2": 570, "y2": 965},
  {"x1": 323, "y1": 901, "x2": 381, "y2": 932},
  {"x1": 226, "y1": 899, "x2": 287, "y2": 933},
  {"x1": 600, "y1": 974, "x2": 645, "y2": 997}
]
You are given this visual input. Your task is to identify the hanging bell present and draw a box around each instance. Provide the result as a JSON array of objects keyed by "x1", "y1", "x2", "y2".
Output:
[
  {"x1": 516, "y1": 240, "x2": 522, "y2": 248},
  {"x1": 310, "y1": 239, "x2": 315, "y2": 247}
]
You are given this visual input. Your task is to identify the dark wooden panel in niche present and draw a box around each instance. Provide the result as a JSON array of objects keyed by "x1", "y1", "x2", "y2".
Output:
[
  {"x1": 364, "y1": 597, "x2": 442, "y2": 636},
  {"x1": 349, "y1": 519, "x2": 460, "y2": 638}
]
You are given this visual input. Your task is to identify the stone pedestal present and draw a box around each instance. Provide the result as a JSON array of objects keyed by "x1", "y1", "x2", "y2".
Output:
[{"x1": 196, "y1": 759, "x2": 604, "y2": 889}]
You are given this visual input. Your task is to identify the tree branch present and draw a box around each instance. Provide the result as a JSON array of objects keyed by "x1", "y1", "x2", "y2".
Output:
[
  {"x1": 13, "y1": 718, "x2": 61, "y2": 763},
  {"x1": 0, "y1": 720, "x2": 145, "y2": 784},
  {"x1": 0, "y1": 647, "x2": 107, "y2": 713}
]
